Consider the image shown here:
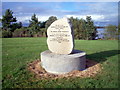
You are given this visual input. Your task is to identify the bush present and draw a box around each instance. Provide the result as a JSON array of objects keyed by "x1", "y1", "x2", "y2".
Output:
[
  {"x1": 2, "y1": 30, "x2": 12, "y2": 38},
  {"x1": 13, "y1": 28, "x2": 23, "y2": 37},
  {"x1": 40, "y1": 28, "x2": 47, "y2": 37},
  {"x1": 0, "y1": 28, "x2": 2, "y2": 38},
  {"x1": 13, "y1": 27, "x2": 31, "y2": 37},
  {"x1": 12, "y1": 27, "x2": 47, "y2": 37}
]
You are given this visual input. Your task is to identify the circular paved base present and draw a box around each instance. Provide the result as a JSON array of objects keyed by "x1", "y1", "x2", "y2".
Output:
[{"x1": 41, "y1": 50, "x2": 86, "y2": 74}]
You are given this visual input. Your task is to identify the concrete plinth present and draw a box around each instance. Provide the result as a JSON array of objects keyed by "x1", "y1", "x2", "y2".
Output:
[{"x1": 40, "y1": 50, "x2": 86, "y2": 74}]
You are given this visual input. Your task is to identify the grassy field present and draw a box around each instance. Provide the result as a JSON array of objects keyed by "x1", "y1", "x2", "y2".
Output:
[{"x1": 2, "y1": 37, "x2": 119, "y2": 88}]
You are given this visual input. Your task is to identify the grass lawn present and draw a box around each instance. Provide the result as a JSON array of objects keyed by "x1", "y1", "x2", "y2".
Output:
[{"x1": 2, "y1": 37, "x2": 119, "y2": 88}]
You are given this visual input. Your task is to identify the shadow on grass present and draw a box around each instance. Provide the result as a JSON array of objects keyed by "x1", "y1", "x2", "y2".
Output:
[{"x1": 87, "y1": 50, "x2": 120, "y2": 63}]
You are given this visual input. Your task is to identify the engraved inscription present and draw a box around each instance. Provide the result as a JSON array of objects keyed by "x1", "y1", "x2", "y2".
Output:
[
  {"x1": 50, "y1": 37, "x2": 69, "y2": 43},
  {"x1": 51, "y1": 25, "x2": 68, "y2": 29},
  {"x1": 49, "y1": 24, "x2": 70, "y2": 43}
]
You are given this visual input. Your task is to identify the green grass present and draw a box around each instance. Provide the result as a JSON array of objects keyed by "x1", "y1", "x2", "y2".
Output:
[{"x1": 2, "y1": 37, "x2": 119, "y2": 88}]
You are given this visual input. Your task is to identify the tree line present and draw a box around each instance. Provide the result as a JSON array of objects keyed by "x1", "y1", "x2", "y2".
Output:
[{"x1": 0, "y1": 9, "x2": 119, "y2": 40}]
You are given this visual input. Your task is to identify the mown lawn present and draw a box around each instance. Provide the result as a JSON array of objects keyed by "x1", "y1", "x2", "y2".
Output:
[{"x1": 2, "y1": 37, "x2": 119, "y2": 88}]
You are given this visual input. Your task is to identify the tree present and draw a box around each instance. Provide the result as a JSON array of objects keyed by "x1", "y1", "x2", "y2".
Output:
[
  {"x1": 79, "y1": 19, "x2": 87, "y2": 40},
  {"x1": 70, "y1": 16, "x2": 97, "y2": 40},
  {"x1": 2, "y1": 30, "x2": 12, "y2": 38},
  {"x1": 0, "y1": 18, "x2": 2, "y2": 22},
  {"x1": 40, "y1": 21, "x2": 46, "y2": 28},
  {"x1": 18, "y1": 22, "x2": 22, "y2": 28},
  {"x1": 2, "y1": 9, "x2": 17, "y2": 30},
  {"x1": 85, "y1": 16, "x2": 97, "y2": 40},
  {"x1": 70, "y1": 17, "x2": 86, "y2": 39},
  {"x1": 10, "y1": 22, "x2": 22, "y2": 32},
  {"x1": 104, "y1": 24, "x2": 117, "y2": 40},
  {"x1": 70, "y1": 17, "x2": 79, "y2": 39},
  {"x1": 45, "y1": 16, "x2": 57, "y2": 29},
  {"x1": 118, "y1": 24, "x2": 120, "y2": 35},
  {"x1": 29, "y1": 14, "x2": 41, "y2": 34}
]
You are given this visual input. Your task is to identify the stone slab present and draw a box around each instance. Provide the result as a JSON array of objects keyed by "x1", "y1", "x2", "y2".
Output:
[
  {"x1": 47, "y1": 17, "x2": 74, "y2": 54},
  {"x1": 41, "y1": 50, "x2": 86, "y2": 74}
]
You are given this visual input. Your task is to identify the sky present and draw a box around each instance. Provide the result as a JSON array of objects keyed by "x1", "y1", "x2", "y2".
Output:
[
  {"x1": 1, "y1": 0, "x2": 119, "y2": 2},
  {"x1": 1, "y1": 2, "x2": 118, "y2": 27}
]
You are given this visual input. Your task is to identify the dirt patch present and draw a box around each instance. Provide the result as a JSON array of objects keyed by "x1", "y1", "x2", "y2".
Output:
[{"x1": 27, "y1": 59, "x2": 101, "y2": 79}]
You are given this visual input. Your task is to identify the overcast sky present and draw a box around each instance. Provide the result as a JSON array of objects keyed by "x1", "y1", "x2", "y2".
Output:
[{"x1": 2, "y1": 2, "x2": 118, "y2": 26}]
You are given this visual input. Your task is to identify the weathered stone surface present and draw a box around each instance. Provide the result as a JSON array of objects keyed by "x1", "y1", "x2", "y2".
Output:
[
  {"x1": 47, "y1": 17, "x2": 74, "y2": 54},
  {"x1": 41, "y1": 50, "x2": 86, "y2": 74}
]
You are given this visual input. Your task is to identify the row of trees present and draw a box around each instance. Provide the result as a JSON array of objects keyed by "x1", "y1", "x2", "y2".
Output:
[
  {"x1": 1, "y1": 9, "x2": 57, "y2": 38},
  {"x1": 1, "y1": 9, "x2": 119, "y2": 40}
]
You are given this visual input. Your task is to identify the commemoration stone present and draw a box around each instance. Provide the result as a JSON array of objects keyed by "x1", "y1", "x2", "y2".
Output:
[
  {"x1": 47, "y1": 17, "x2": 74, "y2": 54},
  {"x1": 40, "y1": 17, "x2": 86, "y2": 74}
]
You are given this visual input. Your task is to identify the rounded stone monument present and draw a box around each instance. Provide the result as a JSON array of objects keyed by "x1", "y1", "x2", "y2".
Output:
[{"x1": 41, "y1": 17, "x2": 86, "y2": 74}]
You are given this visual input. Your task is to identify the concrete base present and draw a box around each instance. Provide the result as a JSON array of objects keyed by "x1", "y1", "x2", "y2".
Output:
[{"x1": 40, "y1": 50, "x2": 86, "y2": 74}]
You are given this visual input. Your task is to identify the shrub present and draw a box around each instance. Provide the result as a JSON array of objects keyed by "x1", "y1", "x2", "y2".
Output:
[
  {"x1": 40, "y1": 28, "x2": 47, "y2": 37},
  {"x1": 0, "y1": 28, "x2": 2, "y2": 38},
  {"x1": 13, "y1": 27, "x2": 30, "y2": 37},
  {"x1": 2, "y1": 30, "x2": 12, "y2": 38}
]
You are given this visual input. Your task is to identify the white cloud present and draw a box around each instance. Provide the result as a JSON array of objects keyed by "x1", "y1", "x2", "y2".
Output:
[
  {"x1": 17, "y1": 16, "x2": 31, "y2": 23},
  {"x1": 37, "y1": 16, "x2": 49, "y2": 22},
  {"x1": 17, "y1": 15, "x2": 54, "y2": 23},
  {"x1": 37, "y1": 15, "x2": 58, "y2": 21},
  {"x1": 16, "y1": 6, "x2": 23, "y2": 10}
]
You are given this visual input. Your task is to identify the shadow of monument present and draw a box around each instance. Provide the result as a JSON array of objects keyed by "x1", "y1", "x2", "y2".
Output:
[{"x1": 85, "y1": 50, "x2": 120, "y2": 68}]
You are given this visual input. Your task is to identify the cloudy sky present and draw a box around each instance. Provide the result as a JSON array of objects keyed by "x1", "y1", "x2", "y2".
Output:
[{"x1": 2, "y1": 2, "x2": 118, "y2": 26}]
